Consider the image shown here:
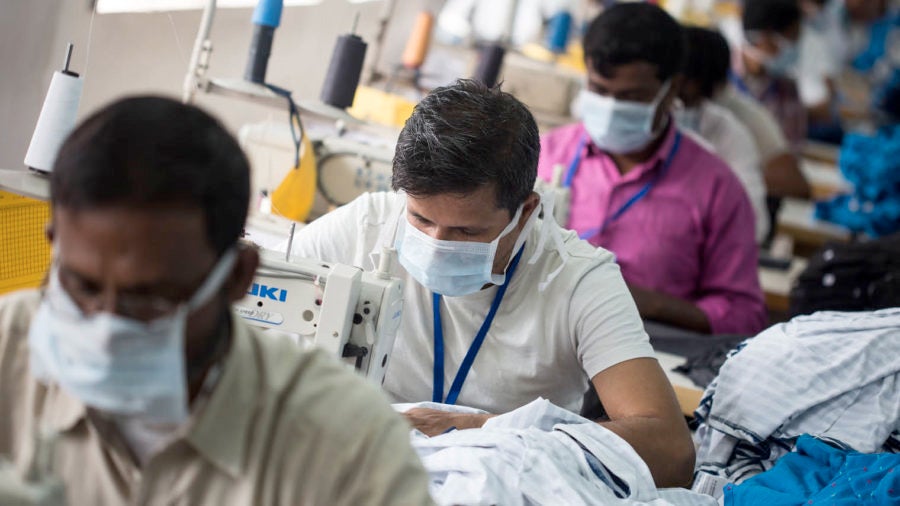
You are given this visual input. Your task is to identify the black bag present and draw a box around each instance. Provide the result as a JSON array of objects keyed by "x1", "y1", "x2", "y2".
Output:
[{"x1": 789, "y1": 233, "x2": 900, "y2": 317}]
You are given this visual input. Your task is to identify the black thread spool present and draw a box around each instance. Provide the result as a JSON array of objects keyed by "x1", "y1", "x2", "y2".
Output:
[
  {"x1": 320, "y1": 32, "x2": 368, "y2": 109},
  {"x1": 472, "y1": 42, "x2": 506, "y2": 88}
]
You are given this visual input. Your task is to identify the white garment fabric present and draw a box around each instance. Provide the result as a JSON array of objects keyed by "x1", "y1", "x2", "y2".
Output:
[
  {"x1": 288, "y1": 192, "x2": 652, "y2": 414},
  {"x1": 692, "y1": 308, "x2": 900, "y2": 494},
  {"x1": 400, "y1": 399, "x2": 717, "y2": 506},
  {"x1": 679, "y1": 102, "x2": 769, "y2": 243},
  {"x1": 714, "y1": 85, "x2": 790, "y2": 163},
  {"x1": 798, "y1": 10, "x2": 844, "y2": 107}
]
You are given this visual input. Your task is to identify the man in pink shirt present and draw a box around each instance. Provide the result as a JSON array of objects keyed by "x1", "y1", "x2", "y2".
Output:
[{"x1": 539, "y1": 3, "x2": 766, "y2": 335}]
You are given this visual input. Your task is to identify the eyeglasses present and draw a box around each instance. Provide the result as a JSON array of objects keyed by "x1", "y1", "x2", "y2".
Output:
[{"x1": 53, "y1": 271, "x2": 194, "y2": 322}]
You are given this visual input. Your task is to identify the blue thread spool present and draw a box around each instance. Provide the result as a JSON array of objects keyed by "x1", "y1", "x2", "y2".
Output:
[{"x1": 546, "y1": 11, "x2": 572, "y2": 54}]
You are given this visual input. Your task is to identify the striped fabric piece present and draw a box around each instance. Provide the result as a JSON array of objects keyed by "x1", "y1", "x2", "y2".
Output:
[{"x1": 692, "y1": 309, "x2": 900, "y2": 492}]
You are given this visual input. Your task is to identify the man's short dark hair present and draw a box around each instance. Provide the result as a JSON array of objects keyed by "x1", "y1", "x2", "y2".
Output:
[
  {"x1": 583, "y1": 3, "x2": 686, "y2": 82},
  {"x1": 391, "y1": 79, "x2": 538, "y2": 215},
  {"x1": 743, "y1": 0, "x2": 802, "y2": 34},
  {"x1": 683, "y1": 26, "x2": 733, "y2": 98},
  {"x1": 51, "y1": 96, "x2": 250, "y2": 255}
]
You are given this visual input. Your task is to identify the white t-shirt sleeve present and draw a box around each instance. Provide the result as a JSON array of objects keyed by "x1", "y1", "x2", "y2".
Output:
[
  {"x1": 569, "y1": 261, "x2": 654, "y2": 380},
  {"x1": 289, "y1": 192, "x2": 399, "y2": 269},
  {"x1": 699, "y1": 104, "x2": 769, "y2": 242},
  {"x1": 719, "y1": 87, "x2": 790, "y2": 162},
  {"x1": 798, "y1": 28, "x2": 837, "y2": 107}
]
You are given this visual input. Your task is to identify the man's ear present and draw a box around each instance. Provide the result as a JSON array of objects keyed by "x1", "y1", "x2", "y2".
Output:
[
  {"x1": 45, "y1": 222, "x2": 55, "y2": 244},
  {"x1": 519, "y1": 191, "x2": 541, "y2": 228},
  {"x1": 663, "y1": 75, "x2": 685, "y2": 111},
  {"x1": 225, "y1": 243, "x2": 260, "y2": 303},
  {"x1": 653, "y1": 75, "x2": 684, "y2": 131}
]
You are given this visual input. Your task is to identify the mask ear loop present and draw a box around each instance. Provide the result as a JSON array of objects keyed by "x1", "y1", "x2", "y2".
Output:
[
  {"x1": 187, "y1": 247, "x2": 239, "y2": 311},
  {"x1": 646, "y1": 79, "x2": 673, "y2": 133},
  {"x1": 527, "y1": 192, "x2": 570, "y2": 292},
  {"x1": 369, "y1": 192, "x2": 407, "y2": 270},
  {"x1": 488, "y1": 203, "x2": 528, "y2": 285}
]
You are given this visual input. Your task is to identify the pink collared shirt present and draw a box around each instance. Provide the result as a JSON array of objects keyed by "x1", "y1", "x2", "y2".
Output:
[{"x1": 538, "y1": 122, "x2": 767, "y2": 335}]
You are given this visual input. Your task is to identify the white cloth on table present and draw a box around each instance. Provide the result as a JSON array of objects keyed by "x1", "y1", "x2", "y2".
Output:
[
  {"x1": 693, "y1": 308, "x2": 900, "y2": 494},
  {"x1": 398, "y1": 399, "x2": 717, "y2": 506}
]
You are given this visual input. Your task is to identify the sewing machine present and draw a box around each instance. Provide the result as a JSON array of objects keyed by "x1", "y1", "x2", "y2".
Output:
[{"x1": 236, "y1": 249, "x2": 403, "y2": 384}]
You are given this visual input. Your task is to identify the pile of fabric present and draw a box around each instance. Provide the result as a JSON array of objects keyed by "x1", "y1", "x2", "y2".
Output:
[
  {"x1": 816, "y1": 125, "x2": 900, "y2": 237},
  {"x1": 399, "y1": 399, "x2": 716, "y2": 506},
  {"x1": 692, "y1": 308, "x2": 900, "y2": 502},
  {"x1": 723, "y1": 435, "x2": 900, "y2": 504}
]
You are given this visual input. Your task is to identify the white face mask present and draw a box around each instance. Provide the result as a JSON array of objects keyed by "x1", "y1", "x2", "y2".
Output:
[
  {"x1": 28, "y1": 248, "x2": 238, "y2": 424},
  {"x1": 674, "y1": 103, "x2": 703, "y2": 133},
  {"x1": 395, "y1": 202, "x2": 535, "y2": 297},
  {"x1": 578, "y1": 80, "x2": 672, "y2": 154},
  {"x1": 744, "y1": 33, "x2": 800, "y2": 78}
]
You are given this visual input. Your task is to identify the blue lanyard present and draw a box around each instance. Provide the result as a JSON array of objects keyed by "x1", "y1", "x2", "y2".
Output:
[
  {"x1": 729, "y1": 70, "x2": 751, "y2": 95},
  {"x1": 575, "y1": 132, "x2": 682, "y2": 241},
  {"x1": 563, "y1": 135, "x2": 588, "y2": 188},
  {"x1": 729, "y1": 70, "x2": 776, "y2": 101},
  {"x1": 432, "y1": 247, "x2": 525, "y2": 405}
]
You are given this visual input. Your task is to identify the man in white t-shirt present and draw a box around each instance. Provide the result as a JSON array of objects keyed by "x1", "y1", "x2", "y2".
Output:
[
  {"x1": 703, "y1": 25, "x2": 811, "y2": 239},
  {"x1": 291, "y1": 79, "x2": 694, "y2": 488},
  {"x1": 677, "y1": 26, "x2": 769, "y2": 243}
]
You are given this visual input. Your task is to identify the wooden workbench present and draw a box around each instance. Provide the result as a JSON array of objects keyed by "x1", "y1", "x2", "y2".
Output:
[
  {"x1": 657, "y1": 351, "x2": 705, "y2": 417},
  {"x1": 758, "y1": 257, "x2": 808, "y2": 314},
  {"x1": 777, "y1": 197, "x2": 852, "y2": 252}
]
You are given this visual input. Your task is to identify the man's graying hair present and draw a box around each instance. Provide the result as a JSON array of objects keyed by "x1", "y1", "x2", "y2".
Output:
[
  {"x1": 391, "y1": 79, "x2": 539, "y2": 215},
  {"x1": 51, "y1": 96, "x2": 249, "y2": 255}
]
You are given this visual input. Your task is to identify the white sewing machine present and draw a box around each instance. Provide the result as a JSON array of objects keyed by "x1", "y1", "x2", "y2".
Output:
[{"x1": 235, "y1": 249, "x2": 403, "y2": 384}]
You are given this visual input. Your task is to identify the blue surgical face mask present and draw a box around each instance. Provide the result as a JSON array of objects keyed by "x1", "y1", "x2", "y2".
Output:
[
  {"x1": 28, "y1": 248, "x2": 238, "y2": 424},
  {"x1": 765, "y1": 39, "x2": 800, "y2": 77},
  {"x1": 395, "y1": 202, "x2": 532, "y2": 297},
  {"x1": 744, "y1": 33, "x2": 800, "y2": 78},
  {"x1": 578, "y1": 80, "x2": 672, "y2": 154}
]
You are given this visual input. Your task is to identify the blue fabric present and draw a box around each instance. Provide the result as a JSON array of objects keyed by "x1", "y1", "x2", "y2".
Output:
[
  {"x1": 852, "y1": 12, "x2": 900, "y2": 72},
  {"x1": 815, "y1": 125, "x2": 900, "y2": 237},
  {"x1": 725, "y1": 435, "x2": 900, "y2": 505},
  {"x1": 874, "y1": 68, "x2": 900, "y2": 120}
]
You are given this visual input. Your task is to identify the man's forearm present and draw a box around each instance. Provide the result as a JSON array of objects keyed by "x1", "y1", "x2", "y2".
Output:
[
  {"x1": 599, "y1": 415, "x2": 696, "y2": 488},
  {"x1": 764, "y1": 152, "x2": 811, "y2": 199},
  {"x1": 627, "y1": 284, "x2": 711, "y2": 333},
  {"x1": 455, "y1": 412, "x2": 495, "y2": 430}
]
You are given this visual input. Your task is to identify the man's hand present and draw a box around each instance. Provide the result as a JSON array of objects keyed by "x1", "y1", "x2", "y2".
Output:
[
  {"x1": 626, "y1": 283, "x2": 711, "y2": 334},
  {"x1": 403, "y1": 408, "x2": 493, "y2": 436}
]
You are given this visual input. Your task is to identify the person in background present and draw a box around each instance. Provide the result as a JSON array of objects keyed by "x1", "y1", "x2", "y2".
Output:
[
  {"x1": 0, "y1": 96, "x2": 433, "y2": 505},
  {"x1": 291, "y1": 79, "x2": 696, "y2": 488},
  {"x1": 710, "y1": 26, "x2": 812, "y2": 241},
  {"x1": 798, "y1": 0, "x2": 846, "y2": 143},
  {"x1": 734, "y1": 0, "x2": 808, "y2": 148},
  {"x1": 844, "y1": 0, "x2": 897, "y2": 69},
  {"x1": 676, "y1": 25, "x2": 770, "y2": 244},
  {"x1": 539, "y1": 3, "x2": 767, "y2": 335}
]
